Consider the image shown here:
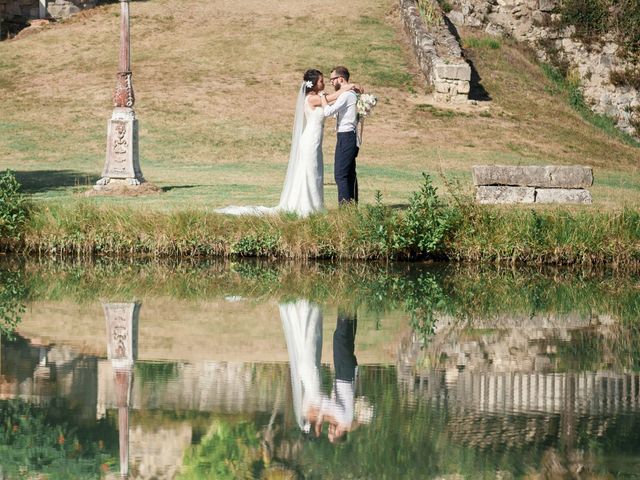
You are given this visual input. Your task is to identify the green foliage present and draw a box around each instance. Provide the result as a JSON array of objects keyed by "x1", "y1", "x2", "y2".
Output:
[
  {"x1": 464, "y1": 37, "x2": 501, "y2": 50},
  {"x1": 0, "y1": 269, "x2": 27, "y2": 338},
  {"x1": 0, "y1": 400, "x2": 116, "y2": 479},
  {"x1": 393, "y1": 173, "x2": 451, "y2": 257},
  {"x1": 609, "y1": 67, "x2": 640, "y2": 90},
  {"x1": 232, "y1": 233, "x2": 281, "y2": 257},
  {"x1": 559, "y1": 0, "x2": 640, "y2": 58},
  {"x1": 417, "y1": 0, "x2": 444, "y2": 28},
  {"x1": 178, "y1": 420, "x2": 263, "y2": 480},
  {"x1": 436, "y1": 0, "x2": 452, "y2": 13},
  {"x1": 0, "y1": 170, "x2": 28, "y2": 240},
  {"x1": 355, "y1": 191, "x2": 399, "y2": 256},
  {"x1": 559, "y1": 0, "x2": 609, "y2": 40},
  {"x1": 352, "y1": 175, "x2": 452, "y2": 259}
]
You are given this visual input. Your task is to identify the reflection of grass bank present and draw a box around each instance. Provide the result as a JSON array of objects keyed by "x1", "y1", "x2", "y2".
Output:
[{"x1": 15, "y1": 259, "x2": 640, "y2": 363}]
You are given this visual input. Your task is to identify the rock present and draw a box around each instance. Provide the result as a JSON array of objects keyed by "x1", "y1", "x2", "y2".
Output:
[
  {"x1": 435, "y1": 81, "x2": 451, "y2": 93},
  {"x1": 435, "y1": 63, "x2": 472, "y2": 81},
  {"x1": 476, "y1": 186, "x2": 536, "y2": 204},
  {"x1": 47, "y1": 3, "x2": 80, "y2": 19},
  {"x1": 472, "y1": 165, "x2": 593, "y2": 188},
  {"x1": 535, "y1": 188, "x2": 592, "y2": 204},
  {"x1": 457, "y1": 80, "x2": 471, "y2": 94},
  {"x1": 485, "y1": 22, "x2": 504, "y2": 35},
  {"x1": 447, "y1": 10, "x2": 465, "y2": 25},
  {"x1": 532, "y1": 10, "x2": 550, "y2": 25},
  {"x1": 538, "y1": 0, "x2": 556, "y2": 12}
]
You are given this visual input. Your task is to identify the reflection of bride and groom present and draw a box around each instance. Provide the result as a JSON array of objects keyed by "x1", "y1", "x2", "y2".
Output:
[
  {"x1": 280, "y1": 300, "x2": 373, "y2": 443},
  {"x1": 217, "y1": 66, "x2": 362, "y2": 217}
]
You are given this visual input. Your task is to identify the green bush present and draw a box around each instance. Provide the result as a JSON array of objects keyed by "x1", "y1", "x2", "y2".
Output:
[
  {"x1": 0, "y1": 170, "x2": 28, "y2": 239},
  {"x1": 559, "y1": 0, "x2": 640, "y2": 58},
  {"x1": 393, "y1": 173, "x2": 451, "y2": 257},
  {"x1": 559, "y1": 0, "x2": 608, "y2": 40},
  {"x1": 0, "y1": 270, "x2": 27, "y2": 338}
]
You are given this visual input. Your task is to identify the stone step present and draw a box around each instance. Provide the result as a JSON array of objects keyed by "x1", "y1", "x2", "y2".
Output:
[
  {"x1": 476, "y1": 186, "x2": 593, "y2": 204},
  {"x1": 472, "y1": 165, "x2": 593, "y2": 189}
]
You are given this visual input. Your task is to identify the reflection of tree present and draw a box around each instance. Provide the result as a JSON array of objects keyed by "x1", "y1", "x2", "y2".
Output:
[
  {"x1": 0, "y1": 269, "x2": 27, "y2": 338},
  {"x1": 0, "y1": 399, "x2": 117, "y2": 479},
  {"x1": 177, "y1": 417, "x2": 302, "y2": 480}
]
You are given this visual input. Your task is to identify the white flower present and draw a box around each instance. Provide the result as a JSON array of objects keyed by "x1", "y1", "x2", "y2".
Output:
[
  {"x1": 356, "y1": 93, "x2": 378, "y2": 117},
  {"x1": 304, "y1": 80, "x2": 313, "y2": 89}
]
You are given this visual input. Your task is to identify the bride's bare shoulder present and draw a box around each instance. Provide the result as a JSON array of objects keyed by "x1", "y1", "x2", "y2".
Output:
[{"x1": 306, "y1": 93, "x2": 322, "y2": 108}]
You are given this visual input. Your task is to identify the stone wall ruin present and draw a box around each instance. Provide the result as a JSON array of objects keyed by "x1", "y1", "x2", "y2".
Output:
[
  {"x1": 444, "y1": 0, "x2": 640, "y2": 139},
  {"x1": 399, "y1": 0, "x2": 472, "y2": 102},
  {"x1": 1, "y1": 0, "x2": 97, "y2": 39}
]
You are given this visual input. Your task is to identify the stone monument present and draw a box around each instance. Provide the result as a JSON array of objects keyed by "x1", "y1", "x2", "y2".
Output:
[
  {"x1": 96, "y1": 0, "x2": 145, "y2": 190},
  {"x1": 104, "y1": 302, "x2": 140, "y2": 479}
]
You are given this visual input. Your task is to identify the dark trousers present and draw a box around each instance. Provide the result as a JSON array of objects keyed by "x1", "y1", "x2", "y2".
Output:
[
  {"x1": 335, "y1": 131, "x2": 359, "y2": 204},
  {"x1": 333, "y1": 312, "x2": 358, "y2": 382}
]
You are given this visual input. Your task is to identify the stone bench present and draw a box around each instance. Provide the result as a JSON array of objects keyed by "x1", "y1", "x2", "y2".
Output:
[{"x1": 472, "y1": 165, "x2": 593, "y2": 204}]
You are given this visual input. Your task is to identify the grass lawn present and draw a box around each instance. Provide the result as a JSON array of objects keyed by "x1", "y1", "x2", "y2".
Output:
[{"x1": 1, "y1": 0, "x2": 638, "y2": 214}]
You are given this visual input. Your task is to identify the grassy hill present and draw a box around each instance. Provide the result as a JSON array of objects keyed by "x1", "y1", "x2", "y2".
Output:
[{"x1": 1, "y1": 0, "x2": 638, "y2": 212}]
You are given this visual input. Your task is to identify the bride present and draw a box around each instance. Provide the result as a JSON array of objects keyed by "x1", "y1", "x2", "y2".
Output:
[{"x1": 216, "y1": 69, "x2": 354, "y2": 218}]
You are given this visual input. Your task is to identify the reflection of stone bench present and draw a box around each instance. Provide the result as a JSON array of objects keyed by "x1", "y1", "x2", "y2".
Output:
[{"x1": 473, "y1": 165, "x2": 593, "y2": 204}]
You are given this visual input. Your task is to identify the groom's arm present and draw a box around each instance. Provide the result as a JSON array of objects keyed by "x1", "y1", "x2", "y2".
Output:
[{"x1": 322, "y1": 91, "x2": 349, "y2": 117}]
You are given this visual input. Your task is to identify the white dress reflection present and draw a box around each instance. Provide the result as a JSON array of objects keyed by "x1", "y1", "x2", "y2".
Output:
[{"x1": 280, "y1": 300, "x2": 323, "y2": 434}]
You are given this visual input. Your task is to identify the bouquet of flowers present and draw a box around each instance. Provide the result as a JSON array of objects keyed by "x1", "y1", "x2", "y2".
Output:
[
  {"x1": 357, "y1": 93, "x2": 378, "y2": 118},
  {"x1": 356, "y1": 93, "x2": 377, "y2": 145}
]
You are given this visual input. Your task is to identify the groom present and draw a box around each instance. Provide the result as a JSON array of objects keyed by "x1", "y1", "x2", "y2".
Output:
[{"x1": 321, "y1": 66, "x2": 359, "y2": 204}]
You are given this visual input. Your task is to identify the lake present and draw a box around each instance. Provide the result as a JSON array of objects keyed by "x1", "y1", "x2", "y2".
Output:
[{"x1": 0, "y1": 260, "x2": 639, "y2": 479}]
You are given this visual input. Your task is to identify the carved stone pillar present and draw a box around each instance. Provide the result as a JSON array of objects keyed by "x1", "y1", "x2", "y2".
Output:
[
  {"x1": 104, "y1": 302, "x2": 140, "y2": 479},
  {"x1": 96, "y1": 0, "x2": 145, "y2": 189}
]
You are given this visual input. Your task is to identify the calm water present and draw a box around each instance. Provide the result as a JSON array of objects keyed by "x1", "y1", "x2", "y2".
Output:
[{"x1": 1, "y1": 261, "x2": 639, "y2": 479}]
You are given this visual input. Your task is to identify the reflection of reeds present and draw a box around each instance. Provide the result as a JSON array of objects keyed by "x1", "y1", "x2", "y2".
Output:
[{"x1": 13, "y1": 260, "x2": 640, "y2": 346}]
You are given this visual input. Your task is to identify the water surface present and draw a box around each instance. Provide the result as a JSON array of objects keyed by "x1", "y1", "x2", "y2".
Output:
[{"x1": 1, "y1": 261, "x2": 639, "y2": 479}]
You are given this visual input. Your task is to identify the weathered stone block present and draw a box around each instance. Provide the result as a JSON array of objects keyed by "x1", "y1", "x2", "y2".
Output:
[
  {"x1": 435, "y1": 63, "x2": 472, "y2": 81},
  {"x1": 476, "y1": 186, "x2": 536, "y2": 204},
  {"x1": 472, "y1": 165, "x2": 593, "y2": 188},
  {"x1": 434, "y1": 81, "x2": 450, "y2": 93},
  {"x1": 538, "y1": 0, "x2": 556, "y2": 12},
  {"x1": 456, "y1": 80, "x2": 471, "y2": 94},
  {"x1": 47, "y1": 2, "x2": 79, "y2": 19},
  {"x1": 535, "y1": 188, "x2": 592, "y2": 204},
  {"x1": 546, "y1": 166, "x2": 593, "y2": 188}
]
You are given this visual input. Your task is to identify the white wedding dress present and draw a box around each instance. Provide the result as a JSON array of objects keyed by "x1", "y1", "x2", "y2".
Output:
[{"x1": 216, "y1": 85, "x2": 325, "y2": 217}]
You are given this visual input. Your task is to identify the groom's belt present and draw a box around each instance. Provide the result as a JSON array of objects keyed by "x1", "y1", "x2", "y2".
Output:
[{"x1": 336, "y1": 129, "x2": 357, "y2": 134}]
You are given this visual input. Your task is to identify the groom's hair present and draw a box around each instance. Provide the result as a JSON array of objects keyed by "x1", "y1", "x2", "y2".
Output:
[{"x1": 332, "y1": 66, "x2": 350, "y2": 81}]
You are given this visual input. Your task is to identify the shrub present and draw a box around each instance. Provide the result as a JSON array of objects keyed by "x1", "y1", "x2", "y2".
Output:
[
  {"x1": 609, "y1": 68, "x2": 640, "y2": 90},
  {"x1": 355, "y1": 190, "x2": 399, "y2": 256},
  {"x1": 393, "y1": 173, "x2": 452, "y2": 257},
  {"x1": 417, "y1": 0, "x2": 443, "y2": 28},
  {"x1": 559, "y1": 0, "x2": 640, "y2": 59},
  {"x1": 559, "y1": 0, "x2": 609, "y2": 41},
  {"x1": 0, "y1": 170, "x2": 28, "y2": 240}
]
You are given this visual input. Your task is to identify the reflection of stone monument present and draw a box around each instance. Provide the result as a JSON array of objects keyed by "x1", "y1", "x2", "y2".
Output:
[
  {"x1": 96, "y1": 0, "x2": 145, "y2": 189},
  {"x1": 104, "y1": 302, "x2": 140, "y2": 480}
]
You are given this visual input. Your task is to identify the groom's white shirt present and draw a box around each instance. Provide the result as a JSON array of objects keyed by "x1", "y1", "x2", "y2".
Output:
[{"x1": 323, "y1": 91, "x2": 358, "y2": 133}]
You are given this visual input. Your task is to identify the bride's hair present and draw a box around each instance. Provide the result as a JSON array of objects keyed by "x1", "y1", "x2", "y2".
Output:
[{"x1": 303, "y1": 69, "x2": 323, "y2": 93}]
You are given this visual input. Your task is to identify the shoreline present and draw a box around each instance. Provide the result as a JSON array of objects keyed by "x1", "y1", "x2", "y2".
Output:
[{"x1": 2, "y1": 200, "x2": 638, "y2": 268}]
